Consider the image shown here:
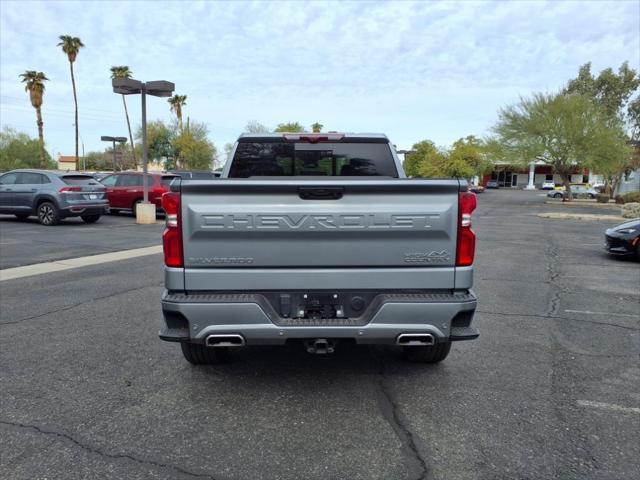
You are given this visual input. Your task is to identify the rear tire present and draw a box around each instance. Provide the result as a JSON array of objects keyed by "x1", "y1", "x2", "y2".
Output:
[
  {"x1": 180, "y1": 342, "x2": 228, "y2": 365},
  {"x1": 37, "y1": 202, "x2": 60, "y2": 226},
  {"x1": 554, "y1": 193, "x2": 562, "y2": 199},
  {"x1": 81, "y1": 214, "x2": 101, "y2": 223},
  {"x1": 14, "y1": 214, "x2": 29, "y2": 220},
  {"x1": 403, "y1": 341, "x2": 452, "y2": 363},
  {"x1": 109, "y1": 209, "x2": 120, "y2": 215}
]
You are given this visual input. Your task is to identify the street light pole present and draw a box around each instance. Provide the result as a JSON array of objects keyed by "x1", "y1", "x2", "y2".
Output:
[
  {"x1": 111, "y1": 78, "x2": 174, "y2": 224},
  {"x1": 141, "y1": 85, "x2": 148, "y2": 203},
  {"x1": 112, "y1": 139, "x2": 117, "y2": 171},
  {"x1": 101, "y1": 136, "x2": 128, "y2": 171}
]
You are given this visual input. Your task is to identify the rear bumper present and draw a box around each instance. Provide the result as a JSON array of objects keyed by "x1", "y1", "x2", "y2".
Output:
[
  {"x1": 60, "y1": 204, "x2": 108, "y2": 218},
  {"x1": 160, "y1": 290, "x2": 478, "y2": 345}
]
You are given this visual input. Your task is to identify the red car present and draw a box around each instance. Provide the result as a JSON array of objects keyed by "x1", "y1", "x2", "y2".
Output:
[{"x1": 99, "y1": 172, "x2": 178, "y2": 213}]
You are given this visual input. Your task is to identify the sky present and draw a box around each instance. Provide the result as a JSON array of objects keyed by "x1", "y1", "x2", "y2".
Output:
[{"x1": 1, "y1": 0, "x2": 638, "y2": 163}]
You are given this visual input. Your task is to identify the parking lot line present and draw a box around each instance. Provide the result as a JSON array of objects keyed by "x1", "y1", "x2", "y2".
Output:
[
  {"x1": 0, "y1": 245, "x2": 162, "y2": 282},
  {"x1": 577, "y1": 400, "x2": 640, "y2": 416},
  {"x1": 564, "y1": 309, "x2": 639, "y2": 319}
]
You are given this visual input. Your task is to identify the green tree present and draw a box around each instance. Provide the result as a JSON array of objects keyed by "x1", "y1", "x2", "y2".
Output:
[
  {"x1": 629, "y1": 97, "x2": 640, "y2": 140},
  {"x1": 110, "y1": 66, "x2": 136, "y2": 165},
  {"x1": 245, "y1": 120, "x2": 270, "y2": 134},
  {"x1": 311, "y1": 122, "x2": 323, "y2": 133},
  {"x1": 274, "y1": 122, "x2": 304, "y2": 133},
  {"x1": 19, "y1": 70, "x2": 49, "y2": 167},
  {"x1": 566, "y1": 62, "x2": 640, "y2": 193},
  {"x1": 492, "y1": 92, "x2": 629, "y2": 200},
  {"x1": 449, "y1": 135, "x2": 491, "y2": 178},
  {"x1": 136, "y1": 119, "x2": 216, "y2": 170},
  {"x1": 173, "y1": 120, "x2": 216, "y2": 170},
  {"x1": 403, "y1": 140, "x2": 437, "y2": 177},
  {"x1": 168, "y1": 94, "x2": 187, "y2": 130},
  {"x1": 566, "y1": 62, "x2": 639, "y2": 120},
  {"x1": 137, "y1": 120, "x2": 175, "y2": 167},
  {"x1": 0, "y1": 127, "x2": 55, "y2": 170},
  {"x1": 57, "y1": 35, "x2": 84, "y2": 170},
  {"x1": 82, "y1": 151, "x2": 109, "y2": 170}
]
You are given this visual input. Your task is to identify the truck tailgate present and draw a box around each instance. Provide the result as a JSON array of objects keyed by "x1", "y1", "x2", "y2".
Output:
[{"x1": 179, "y1": 179, "x2": 461, "y2": 270}]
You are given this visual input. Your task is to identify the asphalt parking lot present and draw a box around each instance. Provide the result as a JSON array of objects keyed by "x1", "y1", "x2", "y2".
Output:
[
  {"x1": 1, "y1": 190, "x2": 638, "y2": 480},
  {"x1": 0, "y1": 212, "x2": 163, "y2": 269}
]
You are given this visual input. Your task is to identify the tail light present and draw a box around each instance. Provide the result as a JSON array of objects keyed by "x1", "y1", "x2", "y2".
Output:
[
  {"x1": 59, "y1": 186, "x2": 82, "y2": 193},
  {"x1": 161, "y1": 192, "x2": 183, "y2": 267},
  {"x1": 456, "y1": 191, "x2": 477, "y2": 266}
]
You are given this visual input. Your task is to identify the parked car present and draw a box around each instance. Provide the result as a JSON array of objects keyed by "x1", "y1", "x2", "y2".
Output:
[
  {"x1": 541, "y1": 180, "x2": 555, "y2": 190},
  {"x1": 547, "y1": 184, "x2": 597, "y2": 199},
  {"x1": 0, "y1": 169, "x2": 108, "y2": 225},
  {"x1": 604, "y1": 219, "x2": 640, "y2": 258},
  {"x1": 469, "y1": 184, "x2": 485, "y2": 193},
  {"x1": 486, "y1": 180, "x2": 499, "y2": 189},
  {"x1": 167, "y1": 170, "x2": 220, "y2": 180},
  {"x1": 99, "y1": 172, "x2": 178, "y2": 213},
  {"x1": 160, "y1": 132, "x2": 479, "y2": 365}
]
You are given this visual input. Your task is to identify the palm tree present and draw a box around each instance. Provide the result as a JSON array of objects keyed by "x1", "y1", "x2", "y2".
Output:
[
  {"x1": 19, "y1": 71, "x2": 49, "y2": 167},
  {"x1": 57, "y1": 35, "x2": 84, "y2": 170},
  {"x1": 168, "y1": 95, "x2": 187, "y2": 130},
  {"x1": 110, "y1": 66, "x2": 136, "y2": 165},
  {"x1": 311, "y1": 122, "x2": 323, "y2": 133}
]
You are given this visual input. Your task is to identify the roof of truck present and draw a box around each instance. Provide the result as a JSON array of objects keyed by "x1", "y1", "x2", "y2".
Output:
[{"x1": 238, "y1": 132, "x2": 388, "y2": 140}]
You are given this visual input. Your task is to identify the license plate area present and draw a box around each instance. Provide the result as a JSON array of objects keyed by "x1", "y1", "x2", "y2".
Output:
[{"x1": 280, "y1": 293, "x2": 346, "y2": 319}]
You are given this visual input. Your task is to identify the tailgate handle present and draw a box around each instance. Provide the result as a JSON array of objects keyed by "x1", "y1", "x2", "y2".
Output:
[{"x1": 298, "y1": 187, "x2": 344, "y2": 200}]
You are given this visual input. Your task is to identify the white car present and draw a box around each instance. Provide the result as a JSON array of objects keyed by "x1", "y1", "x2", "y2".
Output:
[{"x1": 541, "y1": 180, "x2": 555, "y2": 190}]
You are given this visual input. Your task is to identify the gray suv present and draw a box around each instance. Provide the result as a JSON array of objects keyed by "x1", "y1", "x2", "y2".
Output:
[{"x1": 0, "y1": 169, "x2": 108, "y2": 225}]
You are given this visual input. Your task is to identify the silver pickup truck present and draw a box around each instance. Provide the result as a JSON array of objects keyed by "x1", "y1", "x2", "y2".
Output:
[{"x1": 159, "y1": 133, "x2": 478, "y2": 365}]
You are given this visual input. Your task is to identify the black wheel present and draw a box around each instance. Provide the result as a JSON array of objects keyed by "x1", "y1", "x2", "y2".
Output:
[
  {"x1": 14, "y1": 214, "x2": 29, "y2": 220},
  {"x1": 180, "y1": 342, "x2": 228, "y2": 365},
  {"x1": 109, "y1": 209, "x2": 120, "y2": 215},
  {"x1": 403, "y1": 342, "x2": 452, "y2": 363},
  {"x1": 132, "y1": 199, "x2": 142, "y2": 214},
  {"x1": 554, "y1": 193, "x2": 562, "y2": 198},
  {"x1": 81, "y1": 214, "x2": 101, "y2": 223},
  {"x1": 37, "y1": 202, "x2": 60, "y2": 226},
  {"x1": 588, "y1": 193, "x2": 595, "y2": 199}
]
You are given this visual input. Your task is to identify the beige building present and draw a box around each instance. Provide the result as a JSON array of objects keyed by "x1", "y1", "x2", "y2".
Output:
[{"x1": 57, "y1": 155, "x2": 77, "y2": 171}]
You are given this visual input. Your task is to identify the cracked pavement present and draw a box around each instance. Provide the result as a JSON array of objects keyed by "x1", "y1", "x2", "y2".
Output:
[{"x1": 1, "y1": 190, "x2": 639, "y2": 479}]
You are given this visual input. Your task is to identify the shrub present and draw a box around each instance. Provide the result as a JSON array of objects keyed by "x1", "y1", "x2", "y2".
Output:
[
  {"x1": 596, "y1": 194, "x2": 610, "y2": 203},
  {"x1": 614, "y1": 195, "x2": 624, "y2": 204},
  {"x1": 621, "y1": 202, "x2": 640, "y2": 219},
  {"x1": 619, "y1": 191, "x2": 640, "y2": 204}
]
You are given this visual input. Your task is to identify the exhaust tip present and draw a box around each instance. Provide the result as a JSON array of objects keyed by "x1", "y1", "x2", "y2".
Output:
[
  {"x1": 205, "y1": 334, "x2": 245, "y2": 347},
  {"x1": 396, "y1": 333, "x2": 435, "y2": 346}
]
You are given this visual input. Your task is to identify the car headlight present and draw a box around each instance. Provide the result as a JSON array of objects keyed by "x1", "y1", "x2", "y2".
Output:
[{"x1": 616, "y1": 228, "x2": 638, "y2": 234}]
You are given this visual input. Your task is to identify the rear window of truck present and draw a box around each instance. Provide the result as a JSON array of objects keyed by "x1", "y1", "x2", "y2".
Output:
[{"x1": 229, "y1": 140, "x2": 398, "y2": 178}]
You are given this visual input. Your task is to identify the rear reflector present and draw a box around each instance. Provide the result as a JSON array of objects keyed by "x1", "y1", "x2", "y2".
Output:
[
  {"x1": 161, "y1": 192, "x2": 183, "y2": 267},
  {"x1": 456, "y1": 191, "x2": 477, "y2": 266}
]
